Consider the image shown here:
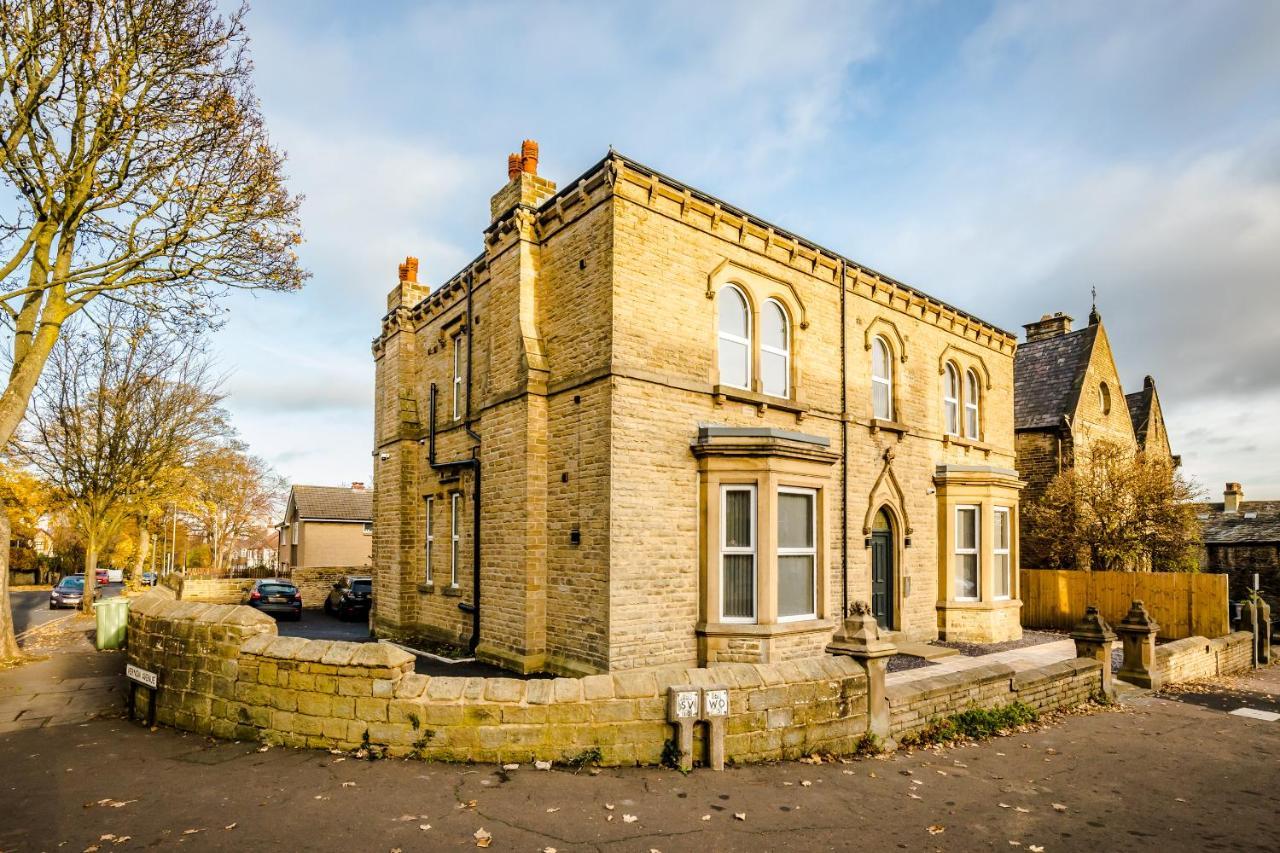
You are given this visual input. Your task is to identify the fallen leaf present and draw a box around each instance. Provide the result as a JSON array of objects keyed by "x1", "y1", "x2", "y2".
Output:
[
  {"x1": 734, "y1": 812, "x2": 746, "y2": 821},
  {"x1": 1052, "y1": 803, "x2": 1067, "y2": 812},
  {"x1": 604, "y1": 803, "x2": 615, "y2": 811},
  {"x1": 257, "y1": 745, "x2": 270, "y2": 753},
  {"x1": 1009, "y1": 842, "x2": 1022, "y2": 847},
  {"x1": 701, "y1": 815, "x2": 711, "y2": 821},
  {"x1": 1015, "y1": 807, "x2": 1031, "y2": 814},
  {"x1": 842, "y1": 770, "x2": 855, "y2": 776},
  {"x1": 535, "y1": 760, "x2": 553, "y2": 770},
  {"x1": 224, "y1": 823, "x2": 237, "y2": 830},
  {"x1": 927, "y1": 825, "x2": 945, "y2": 835},
  {"x1": 542, "y1": 848, "x2": 557, "y2": 853},
  {"x1": 99, "y1": 836, "x2": 116, "y2": 842},
  {"x1": 801, "y1": 780, "x2": 812, "y2": 787},
  {"x1": 113, "y1": 837, "x2": 131, "y2": 846},
  {"x1": 420, "y1": 825, "x2": 432, "y2": 831},
  {"x1": 545, "y1": 807, "x2": 560, "y2": 813},
  {"x1": 502, "y1": 763, "x2": 519, "y2": 771},
  {"x1": 182, "y1": 829, "x2": 204, "y2": 835},
  {"x1": 474, "y1": 827, "x2": 492, "y2": 848},
  {"x1": 396, "y1": 815, "x2": 417, "y2": 822},
  {"x1": 83, "y1": 847, "x2": 100, "y2": 853},
  {"x1": 341, "y1": 782, "x2": 356, "y2": 788},
  {"x1": 999, "y1": 803, "x2": 1011, "y2": 809},
  {"x1": 908, "y1": 793, "x2": 922, "y2": 800},
  {"x1": 1030, "y1": 847, "x2": 1045, "y2": 853},
  {"x1": 623, "y1": 814, "x2": 638, "y2": 823}
]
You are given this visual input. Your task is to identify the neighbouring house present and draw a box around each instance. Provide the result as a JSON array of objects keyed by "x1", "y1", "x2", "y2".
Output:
[
  {"x1": 236, "y1": 529, "x2": 279, "y2": 572},
  {"x1": 277, "y1": 484, "x2": 372, "y2": 571},
  {"x1": 1197, "y1": 482, "x2": 1280, "y2": 606},
  {"x1": 1013, "y1": 308, "x2": 1176, "y2": 567},
  {"x1": 373, "y1": 142, "x2": 1026, "y2": 677}
]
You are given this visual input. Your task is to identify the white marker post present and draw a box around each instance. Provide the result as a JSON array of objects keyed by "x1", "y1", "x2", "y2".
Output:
[
  {"x1": 702, "y1": 685, "x2": 729, "y2": 771},
  {"x1": 667, "y1": 686, "x2": 700, "y2": 772}
]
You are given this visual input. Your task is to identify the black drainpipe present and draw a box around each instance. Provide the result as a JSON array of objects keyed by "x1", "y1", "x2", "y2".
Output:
[
  {"x1": 838, "y1": 259, "x2": 849, "y2": 618},
  {"x1": 428, "y1": 271, "x2": 482, "y2": 652}
]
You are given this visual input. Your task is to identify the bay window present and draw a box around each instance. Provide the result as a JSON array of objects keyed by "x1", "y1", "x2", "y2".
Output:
[
  {"x1": 720, "y1": 485, "x2": 756, "y2": 621},
  {"x1": 955, "y1": 505, "x2": 979, "y2": 600},
  {"x1": 777, "y1": 487, "x2": 816, "y2": 621}
]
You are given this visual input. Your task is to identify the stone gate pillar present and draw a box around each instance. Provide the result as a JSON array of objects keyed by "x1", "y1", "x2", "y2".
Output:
[
  {"x1": 827, "y1": 602, "x2": 897, "y2": 746},
  {"x1": 1070, "y1": 605, "x2": 1117, "y2": 699},
  {"x1": 1115, "y1": 600, "x2": 1161, "y2": 690}
]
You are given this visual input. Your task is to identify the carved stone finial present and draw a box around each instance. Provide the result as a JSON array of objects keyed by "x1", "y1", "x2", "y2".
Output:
[{"x1": 1070, "y1": 604, "x2": 1116, "y2": 643}]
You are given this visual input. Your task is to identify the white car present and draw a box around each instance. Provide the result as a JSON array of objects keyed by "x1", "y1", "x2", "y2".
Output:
[{"x1": 106, "y1": 568, "x2": 124, "y2": 584}]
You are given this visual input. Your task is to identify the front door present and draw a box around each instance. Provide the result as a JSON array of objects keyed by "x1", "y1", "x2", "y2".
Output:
[{"x1": 871, "y1": 521, "x2": 894, "y2": 631}]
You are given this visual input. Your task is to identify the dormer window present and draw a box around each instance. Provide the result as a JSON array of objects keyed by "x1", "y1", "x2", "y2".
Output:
[{"x1": 717, "y1": 284, "x2": 752, "y2": 391}]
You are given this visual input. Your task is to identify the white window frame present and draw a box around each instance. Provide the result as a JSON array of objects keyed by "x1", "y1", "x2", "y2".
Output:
[
  {"x1": 452, "y1": 334, "x2": 464, "y2": 421},
  {"x1": 719, "y1": 484, "x2": 757, "y2": 623},
  {"x1": 290, "y1": 520, "x2": 298, "y2": 546},
  {"x1": 717, "y1": 284, "x2": 752, "y2": 392},
  {"x1": 362, "y1": 522, "x2": 372, "y2": 535},
  {"x1": 450, "y1": 492, "x2": 461, "y2": 587},
  {"x1": 424, "y1": 496, "x2": 434, "y2": 584},
  {"x1": 964, "y1": 369, "x2": 980, "y2": 439},
  {"x1": 871, "y1": 336, "x2": 893, "y2": 420},
  {"x1": 760, "y1": 298, "x2": 790, "y2": 398},
  {"x1": 776, "y1": 486, "x2": 817, "y2": 623},
  {"x1": 993, "y1": 506, "x2": 1011, "y2": 601},
  {"x1": 943, "y1": 363, "x2": 960, "y2": 436},
  {"x1": 955, "y1": 504, "x2": 980, "y2": 602}
]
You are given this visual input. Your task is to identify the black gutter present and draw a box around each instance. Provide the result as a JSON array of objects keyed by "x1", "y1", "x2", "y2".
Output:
[{"x1": 839, "y1": 259, "x2": 849, "y2": 618}]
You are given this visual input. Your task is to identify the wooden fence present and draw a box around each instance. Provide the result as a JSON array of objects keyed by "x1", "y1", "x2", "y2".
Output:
[{"x1": 1019, "y1": 569, "x2": 1231, "y2": 640}]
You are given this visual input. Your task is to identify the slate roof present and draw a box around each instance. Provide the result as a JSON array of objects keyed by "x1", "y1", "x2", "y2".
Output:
[
  {"x1": 1014, "y1": 325, "x2": 1098, "y2": 430},
  {"x1": 1196, "y1": 501, "x2": 1280, "y2": 544},
  {"x1": 1125, "y1": 384, "x2": 1153, "y2": 447},
  {"x1": 288, "y1": 485, "x2": 372, "y2": 522}
]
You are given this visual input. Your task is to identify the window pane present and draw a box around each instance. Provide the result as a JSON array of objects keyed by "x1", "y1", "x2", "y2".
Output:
[
  {"x1": 718, "y1": 287, "x2": 748, "y2": 337},
  {"x1": 763, "y1": 301, "x2": 787, "y2": 350},
  {"x1": 946, "y1": 364, "x2": 959, "y2": 397},
  {"x1": 718, "y1": 338, "x2": 749, "y2": 388},
  {"x1": 762, "y1": 350, "x2": 787, "y2": 397},
  {"x1": 995, "y1": 510, "x2": 1009, "y2": 549},
  {"x1": 957, "y1": 508, "x2": 976, "y2": 549},
  {"x1": 946, "y1": 401, "x2": 959, "y2": 435},
  {"x1": 777, "y1": 491, "x2": 814, "y2": 549},
  {"x1": 778, "y1": 555, "x2": 815, "y2": 618},
  {"x1": 995, "y1": 554, "x2": 1010, "y2": 597},
  {"x1": 956, "y1": 554, "x2": 978, "y2": 598},
  {"x1": 722, "y1": 554, "x2": 755, "y2": 618},
  {"x1": 872, "y1": 338, "x2": 889, "y2": 379},
  {"x1": 873, "y1": 381, "x2": 891, "y2": 420},
  {"x1": 723, "y1": 489, "x2": 752, "y2": 548},
  {"x1": 966, "y1": 406, "x2": 978, "y2": 438}
]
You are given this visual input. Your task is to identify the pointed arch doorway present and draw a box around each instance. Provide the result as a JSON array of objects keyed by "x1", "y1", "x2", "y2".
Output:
[{"x1": 871, "y1": 509, "x2": 895, "y2": 631}]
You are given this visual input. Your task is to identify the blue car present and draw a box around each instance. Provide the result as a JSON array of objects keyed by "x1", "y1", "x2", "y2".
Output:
[
  {"x1": 242, "y1": 579, "x2": 302, "y2": 621},
  {"x1": 140, "y1": 571, "x2": 158, "y2": 586}
]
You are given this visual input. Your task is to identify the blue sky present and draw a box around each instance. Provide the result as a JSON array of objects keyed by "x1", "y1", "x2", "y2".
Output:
[{"x1": 215, "y1": 0, "x2": 1280, "y2": 499}]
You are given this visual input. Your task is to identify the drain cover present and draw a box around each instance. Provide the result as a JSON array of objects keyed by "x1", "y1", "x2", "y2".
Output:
[{"x1": 1228, "y1": 707, "x2": 1280, "y2": 722}]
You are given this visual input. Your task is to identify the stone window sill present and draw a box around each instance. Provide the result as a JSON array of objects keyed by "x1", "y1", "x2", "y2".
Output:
[
  {"x1": 697, "y1": 618, "x2": 835, "y2": 638},
  {"x1": 442, "y1": 585, "x2": 463, "y2": 597},
  {"x1": 713, "y1": 385, "x2": 808, "y2": 416},
  {"x1": 936, "y1": 598, "x2": 1022, "y2": 611},
  {"x1": 417, "y1": 582, "x2": 434, "y2": 594},
  {"x1": 869, "y1": 417, "x2": 910, "y2": 435},
  {"x1": 943, "y1": 434, "x2": 993, "y2": 453}
]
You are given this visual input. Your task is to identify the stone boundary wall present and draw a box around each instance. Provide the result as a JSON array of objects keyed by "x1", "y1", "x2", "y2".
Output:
[
  {"x1": 1156, "y1": 631, "x2": 1253, "y2": 684},
  {"x1": 179, "y1": 578, "x2": 250, "y2": 604},
  {"x1": 291, "y1": 567, "x2": 353, "y2": 610},
  {"x1": 886, "y1": 659, "x2": 1103, "y2": 740},
  {"x1": 159, "y1": 568, "x2": 351, "y2": 610}
]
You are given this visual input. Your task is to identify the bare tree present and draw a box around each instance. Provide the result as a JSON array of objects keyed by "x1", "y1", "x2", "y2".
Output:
[
  {"x1": 15, "y1": 308, "x2": 225, "y2": 611},
  {"x1": 1022, "y1": 439, "x2": 1202, "y2": 572},
  {"x1": 0, "y1": 0, "x2": 303, "y2": 657},
  {"x1": 187, "y1": 439, "x2": 282, "y2": 575}
]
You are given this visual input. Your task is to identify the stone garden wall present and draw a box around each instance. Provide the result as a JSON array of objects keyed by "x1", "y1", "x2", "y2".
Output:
[
  {"x1": 158, "y1": 567, "x2": 352, "y2": 610},
  {"x1": 1156, "y1": 631, "x2": 1253, "y2": 684}
]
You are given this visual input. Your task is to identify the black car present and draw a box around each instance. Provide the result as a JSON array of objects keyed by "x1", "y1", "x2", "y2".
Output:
[
  {"x1": 242, "y1": 579, "x2": 302, "y2": 620},
  {"x1": 324, "y1": 576, "x2": 372, "y2": 621},
  {"x1": 49, "y1": 575, "x2": 85, "y2": 609}
]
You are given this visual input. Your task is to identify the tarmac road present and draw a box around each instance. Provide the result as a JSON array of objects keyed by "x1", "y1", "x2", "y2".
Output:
[
  {"x1": 10, "y1": 583, "x2": 122, "y2": 635},
  {"x1": 0, "y1": 660, "x2": 1276, "y2": 851}
]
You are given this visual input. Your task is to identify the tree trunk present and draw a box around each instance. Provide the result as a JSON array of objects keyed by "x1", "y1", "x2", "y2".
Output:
[
  {"x1": 131, "y1": 524, "x2": 150, "y2": 585},
  {"x1": 81, "y1": 535, "x2": 98, "y2": 615},
  {"x1": 0, "y1": 509, "x2": 21, "y2": 661}
]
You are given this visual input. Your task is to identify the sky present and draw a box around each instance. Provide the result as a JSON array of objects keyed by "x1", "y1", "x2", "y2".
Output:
[{"x1": 210, "y1": 0, "x2": 1280, "y2": 500}]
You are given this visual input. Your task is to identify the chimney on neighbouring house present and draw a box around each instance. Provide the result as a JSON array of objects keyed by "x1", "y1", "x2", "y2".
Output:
[
  {"x1": 387, "y1": 254, "x2": 428, "y2": 311},
  {"x1": 397, "y1": 256, "x2": 418, "y2": 284},
  {"x1": 490, "y1": 138, "x2": 557, "y2": 221},
  {"x1": 351, "y1": 482, "x2": 365, "y2": 492},
  {"x1": 1224, "y1": 482, "x2": 1243, "y2": 513},
  {"x1": 1023, "y1": 312, "x2": 1074, "y2": 343}
]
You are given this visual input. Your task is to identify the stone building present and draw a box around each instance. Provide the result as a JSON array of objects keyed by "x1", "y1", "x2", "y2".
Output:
[
  {"x1": 1197, "y1": 482, "x2": 1280, "y2": 605},
  {"x1": 1013, "y1": 309, "x2": 1175, "y2": 567},
  {"x1": 277, "y1": 484, "x2": 373, "y2": 571},
  {"x1": 372, "y1": 143, "x2": 1025, "y2": 676}
]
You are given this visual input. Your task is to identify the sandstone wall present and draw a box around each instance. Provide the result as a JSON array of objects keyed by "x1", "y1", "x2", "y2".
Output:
[{"x1": 1156, "y1": 631, "x2": 1254, "y2": 684}]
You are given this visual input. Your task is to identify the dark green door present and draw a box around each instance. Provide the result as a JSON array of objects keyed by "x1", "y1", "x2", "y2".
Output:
[{"x1": 871, "y1": 526, "x2": 894, "y2": 631}]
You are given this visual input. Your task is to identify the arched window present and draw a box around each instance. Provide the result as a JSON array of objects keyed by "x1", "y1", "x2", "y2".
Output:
[
  {"x1": 871, "y1": 336, "x2": 893, "y2": 420},
  {"x1": 717, "y1": 284, "x2": 751, "y2": 390},
  {"x1": 1099, "y1": 381, "x2": 1111, "y2": 415},
  {"x1": 943, "y1": 363, "x2": 960, "y2": 436},
  {"x1": 761, "y1": 299, "x2": 790, "y2": 397},
  {"x1": 964, "y1": 369, "x2": 980, "y2": 439}
]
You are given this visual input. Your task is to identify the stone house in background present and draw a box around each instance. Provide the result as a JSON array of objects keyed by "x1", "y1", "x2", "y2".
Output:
[
  {"x1": 373, "y1": 143, "x2": 1025, "y2": 677},
  {"x1": 1197, "y1": 482, "x2": 1279, "y2": 605},
  {"x1": 1012, "y1": 309, "x2": 1175, "y2": 567},
  {"x1": 276, "y1": 484, "x2": 372, "y2": 571}
]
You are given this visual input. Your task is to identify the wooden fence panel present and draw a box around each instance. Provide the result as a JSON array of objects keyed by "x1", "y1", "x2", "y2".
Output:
[{"x1": 1018, "y1": 570, "x2": 1230, "y2": 640}]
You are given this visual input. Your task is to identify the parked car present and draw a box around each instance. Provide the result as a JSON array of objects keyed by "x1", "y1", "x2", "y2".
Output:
[
  {"x1": 94, "y1": 568, "x2": 109, "y2": 586},
  {"x1": 49, "y1": 576, "x2": 85, "y2": 609},
  {"x1": 242, "y1": 579, "x2": 302, "y2": 620},
  {"x1": 324, "y1": 576, "x2": 373, "y2": 621},
  {"x1": 106, "y1": 568, "x2": 124, "y2": 583},
  {"x1": 140, "y1": 571, "x2": 158, "y2": 587}
]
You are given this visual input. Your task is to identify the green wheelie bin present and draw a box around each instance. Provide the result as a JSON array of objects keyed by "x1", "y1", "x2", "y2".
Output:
[{"x1": 94, "y1": 596, "x2": 131, "y2": 650}]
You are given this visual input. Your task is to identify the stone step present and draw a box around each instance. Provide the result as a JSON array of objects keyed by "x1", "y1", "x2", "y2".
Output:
[{"x1": 892, "y1": 641, "x2": 961, "y2": 661}]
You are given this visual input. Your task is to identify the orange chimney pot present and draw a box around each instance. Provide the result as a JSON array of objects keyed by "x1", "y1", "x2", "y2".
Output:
[
  {"x1": 507, "y1": 153, "x2": 521, "y2": 181},
  {"x1": 520, "y1": 139, "x2": 539, "y2": 175}
]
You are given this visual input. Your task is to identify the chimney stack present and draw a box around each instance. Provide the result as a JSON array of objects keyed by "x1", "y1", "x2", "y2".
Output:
[
  {"x1": 490, "y1": 138, "x2": 556, "y2": 221},
  {"x1": 387, "y1": 254, "x2": 427, "y2": 311},
  {"x1": 1224, "y1": 482, "x2": 1243, "y2": 514},
  {"x1": 397, "y1": 256, "x2": 419, "y2": 284},
  {"x1": 351, "y1": 481, "x2": 366, "y2": 492},
  {"x1": 1024, "y1": 312, "x2": 1074, "y2": 343}
]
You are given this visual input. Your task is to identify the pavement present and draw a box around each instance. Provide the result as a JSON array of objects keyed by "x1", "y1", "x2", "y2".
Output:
[
  {"x1": 888, "y1": 639, "x2": 1079, "y2": 685},
  {"x1": 0, "y1": 639, "x2": 1276, "y2": 852},
  {"x1": 0, "y1": 622, "x2": 126, "y2": 735}
]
